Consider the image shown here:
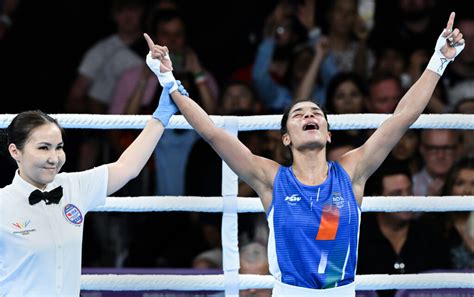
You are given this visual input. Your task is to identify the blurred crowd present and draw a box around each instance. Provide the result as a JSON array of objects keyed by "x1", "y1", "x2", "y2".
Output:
[{"x1": 0, "y1": 0, "x2": 473, "y2": 296}]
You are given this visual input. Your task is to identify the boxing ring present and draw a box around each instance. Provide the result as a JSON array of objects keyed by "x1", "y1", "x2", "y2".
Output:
[{"x1": 1, "y1": 113, "x2": 473, "y2": 296}]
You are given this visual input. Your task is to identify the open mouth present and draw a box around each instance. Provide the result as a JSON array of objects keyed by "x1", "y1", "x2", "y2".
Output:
[{"x1": 303, "y1": 123, "x2": 319, "y2": 131}]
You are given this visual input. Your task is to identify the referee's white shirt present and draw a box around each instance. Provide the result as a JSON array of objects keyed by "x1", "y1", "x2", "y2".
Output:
[{"x1": 0, "y1": 165, "x2": 108, "y2": 296}]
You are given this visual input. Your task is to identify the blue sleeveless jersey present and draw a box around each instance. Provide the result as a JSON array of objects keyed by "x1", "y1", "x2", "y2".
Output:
[{"x1": 267, "y1": 161, "x2": 361, "y2": 289}]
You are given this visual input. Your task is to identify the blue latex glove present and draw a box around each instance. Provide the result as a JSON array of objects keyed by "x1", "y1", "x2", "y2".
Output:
[
  {"x1": 176, "y1": 80, "x2": 189, "y2": 97},
  {"x1": 152, "y1": 82, "x2": 178, "y2": 126},
  {"x1": 152, "y1": 80, "x2": 189, "y2": 126}
]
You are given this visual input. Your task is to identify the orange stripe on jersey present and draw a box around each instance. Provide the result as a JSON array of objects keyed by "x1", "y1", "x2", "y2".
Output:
[{"x1": 315, "y1": 205, "x2": 340, "y2": 240}]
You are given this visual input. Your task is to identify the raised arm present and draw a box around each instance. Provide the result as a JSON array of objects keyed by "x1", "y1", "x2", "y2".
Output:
[
  {"x1": 143, "y1": 33, "x2": 279, "y2": 209},
  {"x1": 105, "y1": 80, "x2": 178, "y2": 195},
  {"x1": 341, "y1": 12, "x2": 465, "y2": 199},
  {"x1": 294, "y1": 36, "x2": 329, "y2": 100}
]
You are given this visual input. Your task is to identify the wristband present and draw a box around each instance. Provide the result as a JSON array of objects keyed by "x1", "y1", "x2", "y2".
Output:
[
  {"x1": 146, "y1": 52, "x2": 178, "y2": 93},
  {"x1": 426, "y1": 29, "x2": 465, "y2": 76},
  {"x1": 426, "y1": 51, "x2": 451, "y2": 76}
]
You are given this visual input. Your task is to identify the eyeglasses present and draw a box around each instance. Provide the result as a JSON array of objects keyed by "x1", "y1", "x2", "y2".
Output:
[{"x1": 422, "y1": 144, "x2": 457, "y2": 154}]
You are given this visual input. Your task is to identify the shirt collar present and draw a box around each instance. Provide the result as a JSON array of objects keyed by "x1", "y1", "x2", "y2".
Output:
[{"x1": 12, "y1": 170, "x2": 59, "y2": 200}]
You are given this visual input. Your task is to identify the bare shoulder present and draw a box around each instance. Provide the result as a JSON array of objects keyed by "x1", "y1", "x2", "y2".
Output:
[
  {"x1": 338, "y1": 147, "x2": 363, "y2": 181},
  {"x1": 252, "y1": 155, "x2": 281, "y2": 211},
  {"x1": 338, "y1": 148, "x2": 366, "y2": 204},
  {"x1": 254, "y1": 154, "x2": 281, "y2": 187}
]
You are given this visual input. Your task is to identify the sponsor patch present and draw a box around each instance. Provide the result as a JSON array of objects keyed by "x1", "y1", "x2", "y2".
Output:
[
  {"x1": 331, "y1": 192, "x2": 345, "y2": 209},
  {"x1": 285, "y1": 194, "x2": 302, "y2": 205}
]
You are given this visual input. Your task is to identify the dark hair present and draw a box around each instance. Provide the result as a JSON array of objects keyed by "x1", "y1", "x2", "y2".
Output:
[
  {"x1": 147, "y1": 7, "x2": 185, "y2": 34},
  {"x1": 327, "y1": 130, "x2": 364, "y2": 151},
  {"x1": 5, "y1": 110, "x2": 65, "y2": 152},
  {"x1": 368, "y1": 71, "x2": 402, "y2": 90},
  {"x1": 220, "y1": 79, "x2": 258, "y2": 102},
  {"x1": 325, "y1": 72, "x2": 368, "y2": 114},
  {"x1": 453, "y1": 98, "x2": 474, "y2": 113},
  {"x1": 280, "y1": 100, "x2": 329, "y2": 136},
  {"x1": 273, "y1": 14, "x2": 309, "y2": 61},
  {"x1": 441, "y1": 156, "x2": 474, "y2": 196},
  {"x1": 367, "y1": 157, "x2": 412, "y2": 196},
  {"x1": 320, "y1": 0, "x2": 359, "y2": 37},
  {"x1": 111, "y1": 0, "x2": 144, "y2": 11}
]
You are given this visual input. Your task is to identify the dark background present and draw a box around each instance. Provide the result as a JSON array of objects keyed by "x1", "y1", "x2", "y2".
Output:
[
  {"x1": 0, "y1": 0, "x2": 278, "y2": 113},
  {"x1": 0, "y1": 0, "x2": 469, "y2": 187},
  {"x1": 0, "y1": 0, "x2": 465, "y2": 113}
]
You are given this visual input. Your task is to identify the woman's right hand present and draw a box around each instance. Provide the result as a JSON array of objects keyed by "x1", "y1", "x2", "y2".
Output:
[{"x1": 143, "y1": 33, "x2": 177, "y2": 92}]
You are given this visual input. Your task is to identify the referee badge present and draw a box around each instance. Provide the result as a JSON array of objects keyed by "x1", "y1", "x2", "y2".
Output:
[{"x1": 63, "y1": 204, "x2": 83, "y2": 226}]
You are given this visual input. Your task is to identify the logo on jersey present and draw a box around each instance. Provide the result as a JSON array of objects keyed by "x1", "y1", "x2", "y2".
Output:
[
  {"x1": 331, "y1": 192, "x2": 345, "y2": 209},
  {"x1": 285, "y1": 194, "x2": 302, "y2": 205},
  {"x1": 63, "y1": 204, "x2": 83, "y2": 226},
  {"x1": 12, "y1": 220, "x2": 36, "y2": 235}
]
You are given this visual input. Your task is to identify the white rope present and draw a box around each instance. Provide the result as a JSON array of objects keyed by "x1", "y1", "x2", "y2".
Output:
[
  {"x1": 93, "y1": 196, "x2": 474, "y2": 212},
  {"x1": 80, "y1": 273, "x2": 474, "y2": 291},
  {"x1": 1, "y1": 113, "x2": 473, "y2": 130},
  {"x1": 4, "y1": 112, "x2": 471, "y2": 293}
]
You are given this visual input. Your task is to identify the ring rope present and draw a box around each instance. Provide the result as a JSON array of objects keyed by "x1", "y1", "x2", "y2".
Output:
[
  {"x1": 3, "y1": 113, "x2": 471, "y2": 292},
  {"x1": 1, "y1": 113, "x2": 473, "y2": 130},
  {"x1": 93, "y1": 196, "x2": 474, "y2": 213},
  {"x1": 80, "y1": 273, "x2": 474, "y2": 291}
]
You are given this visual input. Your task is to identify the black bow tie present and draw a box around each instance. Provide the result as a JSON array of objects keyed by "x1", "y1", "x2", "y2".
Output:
[{"x1": 29, "y1": 186, "x2": 63, "y2": 205}]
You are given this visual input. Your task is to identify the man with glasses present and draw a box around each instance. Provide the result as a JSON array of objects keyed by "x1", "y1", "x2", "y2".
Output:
[{"x1": 413, "y1": 129, "x2": 461, "y2": 196}]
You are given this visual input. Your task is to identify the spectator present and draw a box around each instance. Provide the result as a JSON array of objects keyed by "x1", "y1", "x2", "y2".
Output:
[
  {"x1": 326, "y1": 131, "x2": 359, "y2": 161},
  {"x1": 404, "y1": 49, "x2": 451, "y2": 113},
  {"x1": 413, "y1": 129, "x2": 462, "y2": 196},
  {"x1": 147, "y1": 7, "x2": 219, "y2": 104},
  {"x1": 191, "y1": 241, "x2": 271, "y2": 296},
  {"x1": 325, "y1": 71, "x2": 370, "y2": 148},
  {"x1": 66, "y1": 0, "x2": 146, "y2": 115},
  {"x1": 251, "y1": 0, "x2": 309, "y2": 112},
  {"x1": 440, "y1": 156, "x2": 474, "y2": 269},
  {"x1": 365, "y1": 72, "x2": 403, "y2": 113},
  {"x1": 372, "y1": 46, "x2": 410, "y2": 89},
  {"x1": 389, "y1": 129, "x2": 422, "y2": 175},
  {"x1": 453, "y1": 98, "x2": 474, "y2": 157},
  {"x1": 192, "y1": 248, "x2": 223, "y2": 269},
  {"x1": 358, "y1": 158, "x2": 451, "y2": 297},
  {"x1": 313, "y1": 0, "x2": 375, "y2": 104},
  {"x1": 454, "y1": 98, "x2": 474, "y2": 114},
  {"x1": 239, "y1": 242, "x2": 271, "y2": 297},
  {"x1": 368, "y1": 0, "x2": 443, "y2": 60},
  {"x1": 64, "y1": 0, "x2": 147, "y2": 175}
]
